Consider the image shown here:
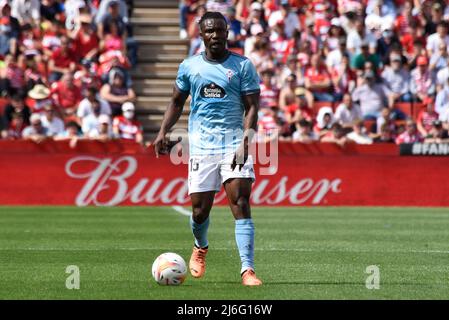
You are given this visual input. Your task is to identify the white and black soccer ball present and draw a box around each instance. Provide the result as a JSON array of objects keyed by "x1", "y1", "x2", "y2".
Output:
[{"x1": 152, "y1": 252, "x2": 187, "y2": 286}]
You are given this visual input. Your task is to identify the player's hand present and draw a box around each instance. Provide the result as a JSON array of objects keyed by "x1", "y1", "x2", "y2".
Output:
[
  {"x1": 153, "y1": 133, "x2": 182, "y2": 158},
  {"x1": 153, "y1": 133, "x2": 170, "y2": 158},
  {"x1": 231, "y1": 143, "x2": 248, "y2": 171}
]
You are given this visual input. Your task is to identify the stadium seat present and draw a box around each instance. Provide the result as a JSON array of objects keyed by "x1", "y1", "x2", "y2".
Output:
[
  {"x1": 393, "y1": 102, "x2": 412, "y2": 118},
  {"x1": 0, "y1": 97, "x2": 8, "y2": 115},
  {"x1": 312, "y1": 101, "x2": 334, "y2": 116},
  {"x1": 413, "y1": 103, "x2": 426, "y2": 120}
]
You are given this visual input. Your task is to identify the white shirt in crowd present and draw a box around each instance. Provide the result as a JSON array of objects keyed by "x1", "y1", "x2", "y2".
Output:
[
  {"x1": 77, "y1": 98, "x2": 111, "y2": 120},
  {"x1": 40, "y1": 115, "x2": 65, "y2": 136},
  {"x1": 334, "y1": 103, "x2": 362, "y2": 126}
]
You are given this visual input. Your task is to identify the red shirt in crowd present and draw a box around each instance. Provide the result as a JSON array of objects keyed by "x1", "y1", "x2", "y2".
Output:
[
  {"x1": 113, "y1": 116, "x2": 143, "y2": 140},
  {"x1": 51, "y1": 47, "x2": 76, "y2": 69},
  {"x1": 260, "y1": 83, "x2": 279, "y2": 109},
  {"x1": 417, "y1": 110, "x2": 439, "y2": 132},
  {"x1": 73, "y1": 31, "x2": 99, "y2": 60},
  {"x1": 51, "y1": 81, "x2": 82, "y2": 110},
  {"x1": 305, "y1": 65, "x2": 332, "y2": 92},
  {"x1": 395, "y1": 131, "x2": 424, "y2": 144}
]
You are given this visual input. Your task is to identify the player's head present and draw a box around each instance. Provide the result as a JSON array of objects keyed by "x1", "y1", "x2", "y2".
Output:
[{"x1": 199, "y1": 11, "x2": 228, "y2": 57}]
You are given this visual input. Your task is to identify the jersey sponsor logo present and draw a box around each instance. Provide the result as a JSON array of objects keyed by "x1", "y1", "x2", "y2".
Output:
[{"x1": 200, "y1": 83, "x2": 226, "y2": 98}]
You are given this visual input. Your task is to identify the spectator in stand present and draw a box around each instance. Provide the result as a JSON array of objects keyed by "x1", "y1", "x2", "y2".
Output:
[
  {"x1": 77, "y1": 86, "x2": 111, "y2": 120},
  {"x1": 425, "y1": 2, "x2": 445, "y2": 35},
  {"x1": 376, "y1": 107, "x2": 397, "y2": 136},
  {"x1": 381, "y1": 53, "x2": 412, "y2": 103},
  {"x1": 346, "y1": 18, "x2": 376, "y2": 59},
  {"x1": 98, "y1": 50, "x2": 132, "y2": 86},
  {"x1": 1, "y1": 110, "x2": 26, "y2": 139},
  {"x1": 426, "y1": 22, "x2": 449, "y2": 58},
  {"x1": 259, "y1": 68, "x2": 279, "y2": 110},
  {"x1": 55, "y1": 120, "x2": 82, "y2": 140},
  {"x1": 81, "y1": 99, "x2": 110, "y2": 136},
  {"x1": 41, "y1": 19, "x2": 65, "y2": 58},
  {"x1": 100, "y1": 68, "x2": 135, "y2": 117},
  {"x1": 283, "y1": 87, "x2": 314, "y2": 134},
  {"x1": 304, "y1": 53, "x2": 334, "y2": 102},
  {"x1": 325, "y1": 18, "x2": 346, "y2": 54},
  {"x1": 225, "y1": 6, "x2": 243, "y2": 49},
  {"x1": 248, "y1": 37, "x2": 275, "y2": 74},
  {"x1": 352, "y1": 70, "x2": 390, "y2": 120},
  {"x1": 424, "y1": 119, "x2": 449, "y2": 143},
  {"x1": 0, "y1": 54, "x2": 25, "y2": 96},
  {"x1": 73, "y1": 14, "x2": 99, "y2": 62},
  {"x1": 351, "y1": 40, "x2": 381, "y2": 71},
  {"x1": 270, "y1": 21, "x2": 290, "y2": 65},
  {"x1": 112, "y1": 102, "x2": 143, "y2": 144},
  {"x1": 95, "y1": 0, "x2": 128, "y2": 25},
  {"x1": 410, "y1": 55, "x2": 436, "y2": 102},
  {"x1": 435, "y1": 77, "x2": 449, "y2": 115},
  {"x1": 74, "y1": 59, "x2": 102, "y2": 93},
  {"x1": 300, "y1": 18, "x2": 319, "y2": 54},
  {"x1": 54, "y1": 120, "x2": 82, "y2": 148},
  {"x1": 326, "y1": 37, "x2": 347, "y2": 71},
  {"x1": 11, "y1": 0, "x2": 40, "y2": 27},
  {"x1": 372, "y1": 123, "x2": 395, "y2": 143},
  {"x1": 417, "y1": 97, "x2": 439, "y2": 137},
  {"x1": 206, "y1": 0, "x2": 232, "y2": 16},
  {"x1": 27, "y1": 83, "x2": 52, "y2": 113},
  {"x1": 40, "y1": 103, "x2": 64, "y2": 137},
  {"x1": 97, "y1": 0, "x2": 138, "y2": 67},
  {"x1": 394, "y1": 0, "x2": 420, "y2": 36},
  {"x1": 187, "y1": 4, "x2": 206, "y2": 56},
  {"x1": 2, "y1": 92, "x2": 30, "y2": 128},
  {"x1": 65, "y1": 0, "x2": 98, "y2": 32},
  {"x1": 87, "y1": 113, "x2": 114, "y2": 141},
  {"x1": 292, "y1": 119, "x2": 319, "y2": 143},
  {"x1": 377, "y1": 21, "x2": 401, "y2": 64},
  {"x1": 50, "y1": 71, "x2": 83, "y2": 118},
  {"x1": 320, "y1": 122, "x2": 348, "y2": 146},
  {"x1": 347, "y1": 119, "x2": 373, "y2": 144},
  {"x1": 268, "y1": 0, "x2": 300, "y2": 39},
  {"x1": 0, "y1": 0, "x2": 20, "y2": 57},
  {"x1": 48, "y1": 35, "x2": 77, "y2": 83},
  {"x1": 429, "y1": 43, "x2": 448, "y2": 75},
  {"x1": 436, "y1": 56, "x2": 449, "y2": 91},
  {"x1": 314, "y1": 106, "x2": 335, "y2": 138},
  {"x1": 331, "y1": 54, "x2": 356, "y2": 101},
  {"x1": 395, "y1": 120, "x2": 423, "y2": 144},
  {"x1": 334, "y1": 93, "x2": 362, "y2": 130},
  {"x1": 257, "y1": 106, "x2": 280, "y2": 143},
  {"x1": 22, "y1": 112, "x2": 49, "y2": 142},
  {"x1": 40, "y1": 0, "x2": 64, "y2": 22}
]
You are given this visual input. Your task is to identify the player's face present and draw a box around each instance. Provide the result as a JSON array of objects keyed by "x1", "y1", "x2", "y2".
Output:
[{"x1": 200, "y1": 18, "x2": 228, "y2": 57}]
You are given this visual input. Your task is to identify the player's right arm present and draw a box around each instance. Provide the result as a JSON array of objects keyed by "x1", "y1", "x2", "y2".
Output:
[{"x1": 153, "y1": 87, "x2": 189, "y2": 157}]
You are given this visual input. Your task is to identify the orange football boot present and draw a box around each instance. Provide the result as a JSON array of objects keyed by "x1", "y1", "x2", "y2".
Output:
[
  {"x1": 241, "y1": 268, "x2": 262, "y2": 286},
  {"x1": 189, "y1": 246, "x2": 208, "y2": 278}
]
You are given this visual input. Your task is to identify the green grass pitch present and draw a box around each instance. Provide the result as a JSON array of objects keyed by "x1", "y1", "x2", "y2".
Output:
[{"x1": 0, "y1": 206, "x2": 448, "y2": 299}]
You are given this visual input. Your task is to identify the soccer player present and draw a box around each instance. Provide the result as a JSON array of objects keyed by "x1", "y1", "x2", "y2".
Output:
[{"x1": 153, "y1": 11, "x2": 262, "y2": 286}]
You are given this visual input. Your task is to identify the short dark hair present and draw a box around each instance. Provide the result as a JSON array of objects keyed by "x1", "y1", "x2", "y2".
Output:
[{"x1": 198, "y1": 11, "x2": 227, "y2": 28}]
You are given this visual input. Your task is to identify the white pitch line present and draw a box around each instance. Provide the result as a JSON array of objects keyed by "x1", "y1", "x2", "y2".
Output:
[
  {"x1": 172, "y1": 205, "x2": 191, "y2": 217},
  {"x1": 1, "y1": 247, "x2": 448, "y2": 254}
]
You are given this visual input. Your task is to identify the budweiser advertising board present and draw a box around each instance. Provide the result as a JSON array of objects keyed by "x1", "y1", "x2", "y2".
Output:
[{"x1": 0, "y1": 140, "x2": 448, "y2": 207}]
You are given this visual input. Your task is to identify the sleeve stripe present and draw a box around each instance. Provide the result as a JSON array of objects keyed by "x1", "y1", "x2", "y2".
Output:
[
  {"x1": 174, "y1": 83, "x2": 190, "y2": 93},
  {"x1": 241, "y1": 89, "x2": 260, "y2": 96}
]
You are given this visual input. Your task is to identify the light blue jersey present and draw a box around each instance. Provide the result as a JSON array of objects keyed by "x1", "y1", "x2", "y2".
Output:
[{"x1": 175, "y1": 51, "x2": 260, "y2": 155}]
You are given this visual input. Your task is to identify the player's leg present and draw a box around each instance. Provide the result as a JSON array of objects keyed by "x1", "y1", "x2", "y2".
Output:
[
  {"x1": 187, "y1": 155, "x2": 221, "y2": 278},
  {"x1": 223, "y1": 178, "x2": 262, "y2": 286}
]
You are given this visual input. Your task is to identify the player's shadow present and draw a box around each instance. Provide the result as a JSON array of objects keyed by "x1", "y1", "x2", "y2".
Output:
[{"x1": 201, "y1": 280, "x2": 439, "y2": 286}]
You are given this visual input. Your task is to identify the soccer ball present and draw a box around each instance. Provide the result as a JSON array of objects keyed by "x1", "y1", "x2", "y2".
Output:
[{"x1": 152, "y1": 252, "x2": 187, "y2": 285}]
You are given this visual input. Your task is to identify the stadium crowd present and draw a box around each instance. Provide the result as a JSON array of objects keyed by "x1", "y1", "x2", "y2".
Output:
[
  {"x1": 181, "y1": 0, "x2": 449, "y2": 145},
  {"x1": 0, "y1": 0, "x2": 144, "y2": 145}
]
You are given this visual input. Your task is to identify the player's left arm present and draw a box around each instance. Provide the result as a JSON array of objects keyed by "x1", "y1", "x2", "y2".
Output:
[{"x1": 231, "y1": 92, "x2": 259, "y2": 171}]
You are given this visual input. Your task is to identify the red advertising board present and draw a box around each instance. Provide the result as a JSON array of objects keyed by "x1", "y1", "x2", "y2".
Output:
[{"x1": 0, "y1": 140, "x2": 447, "y2": 207}]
